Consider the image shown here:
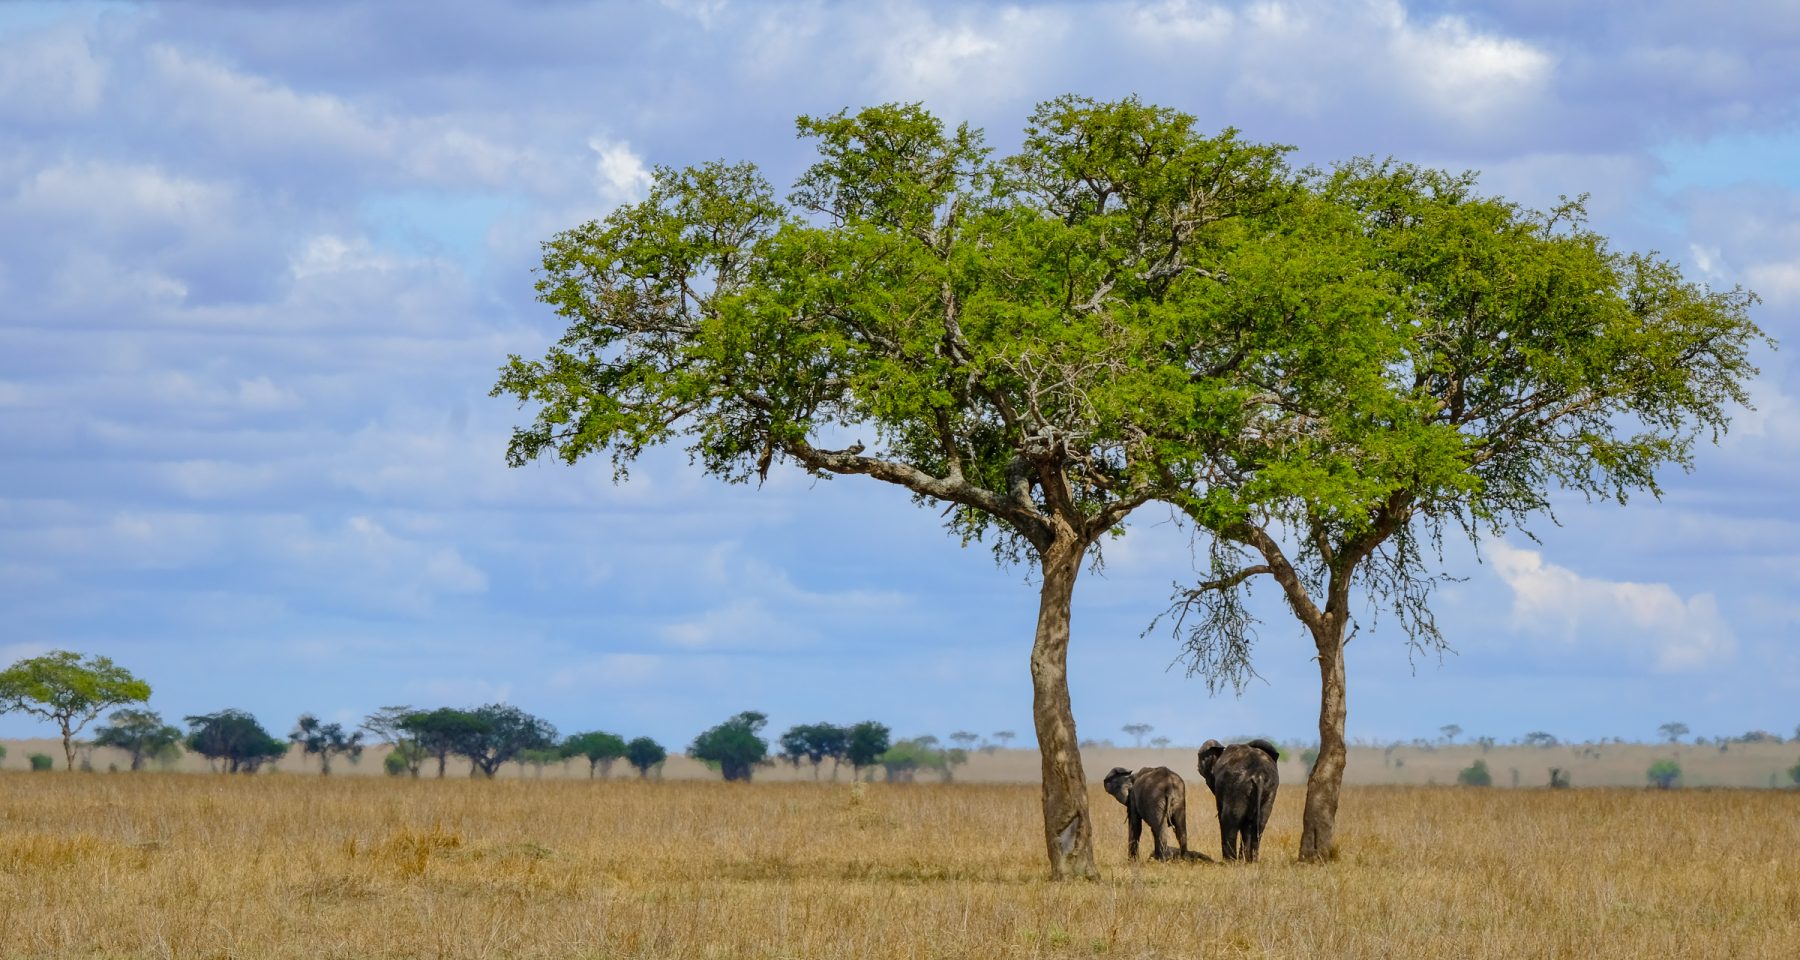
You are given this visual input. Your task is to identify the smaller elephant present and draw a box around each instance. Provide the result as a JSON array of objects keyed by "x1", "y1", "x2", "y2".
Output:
[
  {"x1": 1196, "y1": 739, "x2": 1279, "y2": 862},
  {"x1": 1103, "y1": 766, "x2": 1209, "y2": 862}
]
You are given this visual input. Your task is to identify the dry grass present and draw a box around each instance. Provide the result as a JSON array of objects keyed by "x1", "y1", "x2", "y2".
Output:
[{"x1": 1, "y1": 772, "x2": 1796, "y2": 959}]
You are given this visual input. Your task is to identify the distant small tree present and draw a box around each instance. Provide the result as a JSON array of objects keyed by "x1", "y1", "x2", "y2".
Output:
[
  {"x1": 362, "y1": 705, "x2": 423, "y2": 778},
  {"x1": 185, "y1": 709, "x2": 287, "y2": 773},
  {"x1": 458, "y1": 704, "x2": 557, "y2": 779},
  {"x1": 519, "y1": 747, "x2": 563, "y2": 777},
  {"x1": 1301, "y1": 747, "x2": 1320, "y2": 775},
  {"x1": 949, "y1": 731, "x2": 980, "y2": 751},
  {"x1": 0, "y1": 744, "x2": 6, "y2": 768},
  {"x1": 289, "y1": 714, "x2": 365, "y2": 775},
  {"x1": 845, "y1": 721, "x2": 892, "y2": 780},
  {"x1": 93, "y1": 708, "x2": 183, "y2": 771},
  {"x1": 383, "y1": 743, "x2": 426, "y2": 776},
  {"x1": 1787, "y1": 759, "x2": 1799, "y2": 787},
  {"x1": 1523, "y1": 731, "x2": 1559, "y2": 748},
  {"x1": 626, "y1": 736, "x2": 666, "y2": 778},
  {"x1": 992, "y1": 730, "x2": 1016, "y2": 750},
  {"x1": 1150, "y1": 736, "x2": 1171, "y2": 750},
  {"x1": 401, "y1": 707, "x2": 489, "y2": 778},
  {"x1": 943, "y1": 747, "x2": 969, "y2": 782},
  {"x1": 1646, "y1": 759, "x2": 1681, "y2": 789},
  {"x1": 562, "y1": 731, "x2": 629, "y2": 778},
  {"x1": 0, "y1": 650, "x2": 153, "y2": 771},
  {"x1": 30, "y1": 752, "x2": 54, "y2": 771},
  {"x1": 1548, "y1": 768, "x2": 1571, "y2": 789},
  {"x1": 1122, "y1": 723, "x2": 1153, "y2": 748},
  {"x1": 689, "y1": 711, "x2": 769, "y2": 782},
  {"x1": 1658, "y1": 721, "x2": 1689, "y2": 744},
  {"x1": 1457, "y1": 759, "x2": 1492, "y2": 787},
  {"x1": 878, "y1": 738, "x2": 953, "y2": 782},
  {"x1": 1440, "y1": 724, "x2": 1462, "y2": 745},
  {"x1": 1475, "y1": 736, "x2": 1496, "y2": 753},
  {"x1": 778, "y1": 723, "x2": 849, "y2": 779}
]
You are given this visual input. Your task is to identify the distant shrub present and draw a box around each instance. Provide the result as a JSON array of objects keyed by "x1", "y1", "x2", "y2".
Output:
[
  {"x1": 1787, "y1": 760, "x2": 1799, "y2": 787},
  {"x1": 1300, "y1": 747, "x2": 1319, "y2": 774},
  {"x1": 1457, "y1": 759, "x2": 1493, "y2": 787},
  {"x1": 0, "y1": 743, "x2": 6, "y2": 767},
  {"x1": 1646, "y1": 759, "x2": 1681, "y2": 789},
  {"x1": 29, "y1": 753, "x2": 54, "y2": 772}
]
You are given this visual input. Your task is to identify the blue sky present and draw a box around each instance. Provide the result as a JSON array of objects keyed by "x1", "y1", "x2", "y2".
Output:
[{"x1": 2, "y1": 0, "x2": 1797, "y2": 751}]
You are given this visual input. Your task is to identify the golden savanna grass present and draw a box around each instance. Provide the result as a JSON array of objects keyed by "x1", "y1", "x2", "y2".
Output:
[{"x1": 3, "y1": 773, "x2": 1797, "y2": 959}]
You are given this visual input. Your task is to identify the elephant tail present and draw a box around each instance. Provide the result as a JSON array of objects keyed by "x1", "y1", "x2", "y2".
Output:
[{"x1": 1246, "y1": 781, "x2": 1266, "y2": 849}]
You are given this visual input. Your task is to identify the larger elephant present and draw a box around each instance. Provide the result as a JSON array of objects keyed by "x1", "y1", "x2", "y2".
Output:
[{"x1": 1196, "y1": 738, "x2": 1279, "y2": 862}]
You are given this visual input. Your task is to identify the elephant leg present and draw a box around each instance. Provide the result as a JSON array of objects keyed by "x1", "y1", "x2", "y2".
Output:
[
  {"x1": 1127, "y1": 814, "x2": 1142, "y2": 860},
  {"x1": 1172, "y1": 812, "x2": 1190, "y2": 858},
  {"x1": 1149, "y1": 815, "x2": 1171, "y2": 861},
  {"x1": 1219, "y1": 818, "x2": 1239, "y2": 861}
]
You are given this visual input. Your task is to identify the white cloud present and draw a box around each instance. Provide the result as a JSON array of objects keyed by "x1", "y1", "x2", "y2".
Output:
[
  {"x1": 549, "y1": 652, "x2": 663, "y2": 689},
  {"x1": 859, "y1": 3, "x2": 1069, "y2": 109},
  {"x1": 588, "y1": 137, "x2": 653, "y2": 208},
  {"x1": 1489, "y1": 541, "x2": 1735, "y2": 671}
]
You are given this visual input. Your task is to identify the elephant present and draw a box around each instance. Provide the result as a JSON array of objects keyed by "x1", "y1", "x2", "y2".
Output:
[
  {"x1": 1196, "y1": 738, "x2": 1280, "y2": 862},
  {"x1": 1102, "y1": 766, "x2": 1210, "y2": 862}
]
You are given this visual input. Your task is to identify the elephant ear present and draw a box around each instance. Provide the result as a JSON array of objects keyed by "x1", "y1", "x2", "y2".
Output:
[
  {"x1": 1247, "y1": 739, "x2": 1281, "y2": 764},
  {"x1": 1197, "y1": 740, "x2": 1224, "y2": 783},
  {"x1": 1103, "y1": 767, "x2": 1134, "y2": 806}
]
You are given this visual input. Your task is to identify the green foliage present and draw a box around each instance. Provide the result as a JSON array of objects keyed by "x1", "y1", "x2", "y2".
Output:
[
  {"x1": 457, "y1": 704, "x2": 557, "y2": 779},
  {"x1": 562, "y1": 731, "x2": 629, "y2": 777},
  {"x1": 625, "y1": 736, "x2": 666, "y2": 778},
  {"x1": 1457, "y1": 759, "x2": 1493, "y2": 787},
  {"x1": 1788, "y1": 760, "x2": 1799, "y2": 787},
  {"x1": 0, "y1": 743, "x2": 6, "y2": 766},
  {"x1": 185, "y1": 709, "x2": 288, "y2": 773},
  {"x1": 383, "y1": 743, "x2": 426, "y2": 777},
  {"x1": 519, "y1": 747, "x2": 564, "y2": 776},
  {"x1": 845, "y1": 721, "x2": 892, "y2": 777},
  {"x1": 399, "y1": 707, "x2": 489, "y2": 778},
  {"x1": 0, "y1": 650, "x2": 152, "y2": 770},
  {"x1": 29, "y1": 752, "x2": 53, "y2": 772},
  {"x1": 779, "y1": 722, "x2": 850, "y2": 777},
  {"x1": 1647, "y1": 759, "x2": 1682, "y2": 789},
  {"x1": 289, "y1": 714, "x2": 365, "y2": 775},
  {"x1": 690, "y1": 711, "x2": 770, "y2": 782},
  {"x1": 93, "y1": 708, "x2": 183, "y2": 771}
]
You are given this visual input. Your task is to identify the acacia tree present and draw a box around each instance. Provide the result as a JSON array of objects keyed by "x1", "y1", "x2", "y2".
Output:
[
  {"x1": 93, "y1": 708, "x2": 183, "y2": 771},
  {"x1": 625, "y1": 736, "x2": 666, "y2": 778},
  {"x1": 401, "y1": 707, "x2": 490, "y2": 778},
  {"x1": 845, "y1": 720, "x2": 891, "y2": 781},
  {"x1": 0, "y1": 650, "x2": 152, "y2": 771},
  {"x1": 690, "y1": 710, "x2": 771, "y2": 781},
  {"x1": 1162, "y1": 162, "x2": 1765, "y2": 860},
  {"x1": 290, "y1": 714, "x2": 365, "y2": 775},
  {"x1": 563, "y1": 731, "x2": 628, "y2": 777},
  {"x1": 458, "y1": 704, "x2": 557, "y2": 779},
  {"x1": 494, "y1": 97, "x2": 1291, "y2": 879}
]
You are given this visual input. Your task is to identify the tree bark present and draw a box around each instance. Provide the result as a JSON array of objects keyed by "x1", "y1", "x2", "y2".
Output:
[
  {"x1": 1031, "y1": 533, "x2": 1098, "y2": 881},
  {"x1": 1299, "y1": 625, "x2": 1349, "y2": 862},
  {"x1": 60, "y1": 722, "x2": 75, "y2": 772}
]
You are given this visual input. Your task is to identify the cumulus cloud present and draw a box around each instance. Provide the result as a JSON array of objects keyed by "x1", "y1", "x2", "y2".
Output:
[{"x1": 1488, "y1": 541, "x2": 1735, "y2": 671}]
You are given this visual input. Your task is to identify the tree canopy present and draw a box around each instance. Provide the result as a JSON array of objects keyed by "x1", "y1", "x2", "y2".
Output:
[
  {"x1": 290, "y1": 714, "x2": 365, "y2": 775},
  {"x1": 779, "y1": 722, "x2": 849, "y2": 778},
  {"x1": 399, "y1": 707, "x2": 490, "y2": 778},
  {"x1": 625, "y1": 736, "x2": 666, "y2": 778},
  {"x1": 0, "y1": 650, "x2": 152, "y2": 771},
  {"x1": 185, "y1": 709, "x2": 287, "y2": 773},
  {"x1": 93, "y1": 708, "x2": 183, "y2": 771},
  {"x1": 689, "y1": 711, "x2": 770, "y2": 781},
  {"x1": 844, "y1": 720, "x2": 892, "y2": 778},
  {"x1": 458, "y1": 704, "x2": 557, "y2": 779},
  {"x1": 562, "y1": 730, "x2": 629, "y2": 777}
]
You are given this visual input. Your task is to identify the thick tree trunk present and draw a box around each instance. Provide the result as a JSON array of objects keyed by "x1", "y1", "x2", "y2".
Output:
[
  {"x1": 1031, "y1": 537, "x2": 1098, "y2": 881},
  {"x1": 1299, "y1": 626, "x2": 1349, "y2": 862}
]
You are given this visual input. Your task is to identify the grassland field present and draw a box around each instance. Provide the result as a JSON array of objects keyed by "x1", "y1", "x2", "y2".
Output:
[
  {"x1": 5, "y1": 739, "x2": 1797, "y2": 789},
  {"x1": 2, "y1": 755, "x2": 1798, "y2": 959}
]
